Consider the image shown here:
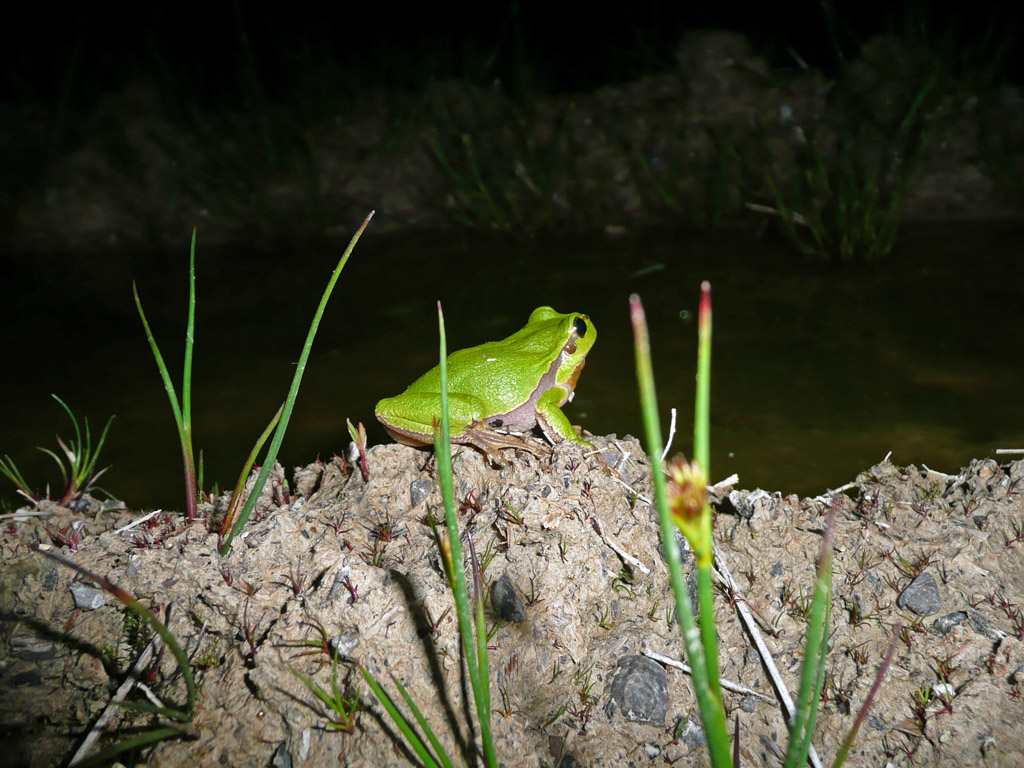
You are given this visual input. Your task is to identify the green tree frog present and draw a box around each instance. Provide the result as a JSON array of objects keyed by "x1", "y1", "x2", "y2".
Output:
[{"x1": 375, "y1": 306, "x2": 596, "y2": 462}]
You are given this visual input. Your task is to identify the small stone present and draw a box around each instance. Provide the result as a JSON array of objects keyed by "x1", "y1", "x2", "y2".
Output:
[
  {"x1": 678, "y1": 715, "x2": 707, "y2": 747},
  {"x1": 243, "y1": 526, "x2": 271, "y2": 548},
  {"x1": 330, "y1": 630, "x2": 360, "y2": 659},
  {"x1": 271, "y1": 742, "x2": 293, "y2": 768},
  {"x1": 724, "y1": 490, "x2": 753, "y2": 519},
  {"x1": 604, "y1": 655, "x2": 669, "y2": 724},
  {"x1": 644, "y1": 742, "x2": 661, "y2": 758},
  {"x1": 967, "y1": 611, "x2": 1000, "y2": 638},
  {"x1": 42, "y1": 565, "x2": 59, "y2": 591},
  {"x1": 602, "y1": 450, "x2": 625, "y2": 472},
  {"x1": 739, "y1": 695, "x2": 757, "y2": 713},
  {"x1": 896, "y1": 572, "x2": 942, "y2": 616},
  {"x1": 70, "y1": 584, "x2": 106, "y2": 611},
  {"x1": 933, "y1": 611, "x2": 968, "y2": 635},
  {"x1": 491, "y1": 573, "x2": 527, "y2": 622},
  {"x1": 410, "y1": 478, "x2": 432, "y2": 507}
]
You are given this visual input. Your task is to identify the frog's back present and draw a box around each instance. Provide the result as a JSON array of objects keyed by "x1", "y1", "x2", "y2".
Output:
[{"x1": 408, "y1": 342, "x2": 552, "y2": 401}]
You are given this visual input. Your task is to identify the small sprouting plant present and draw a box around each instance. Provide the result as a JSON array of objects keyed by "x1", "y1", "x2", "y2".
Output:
[
  {"x1": 478, "y1": 537, "x2": 498, "y2": 575},
  {"x1": 346, "y1": 418, "x2": 369, "y2": 482},
  {"x1": 496, "y1": 503, "x2": 524, "y2": 526},
  {"x1": 292, "y1": 651, "x2": 361, "y2": 732},
  {"x1": 276, "y1": 563, "x2": 307, "y2": 597},
  {"x1": 133, "y1": 231, "x2": 200, "y2": 523},
  {"x1": 1005, "y1": 518, "x2": 1024, "y2": 548},
  {"x1": 44, "y1": 521, "x2": 85, "y2": 551},
  {"x1": 1, "y1": 394, "x2": 114, "y2": 507}
]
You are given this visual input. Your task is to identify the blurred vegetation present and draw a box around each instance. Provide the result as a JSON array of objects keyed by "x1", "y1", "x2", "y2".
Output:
[{"x1": 0, "y1": 3, "x2": 1020, "y2": 252}]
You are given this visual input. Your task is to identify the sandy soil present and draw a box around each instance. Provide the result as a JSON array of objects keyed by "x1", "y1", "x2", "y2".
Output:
[{"x1": 2, "y1": 436, "x2": 1023, "y2": 768}]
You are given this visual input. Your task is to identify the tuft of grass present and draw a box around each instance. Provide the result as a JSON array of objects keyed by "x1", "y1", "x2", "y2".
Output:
[
  {"x1": 630, "y1": 283, "x2": 887, "y2": 767},
  {"x1": 0, "y1": 394, "x2": 114, "y2": 507},
  {"x1": 292, "y1": 650, "x2": 361, "y2": 732},
  {"x1": 135, "y1": 214, "x2": 372, "y2": 542},
  {"x1": 219, "y1": 212, "x2": 373, "y2": 553},
  {"x1": 361, "y1": 301, "x2": 496, "y2": 768},
  {"x1": 133, "y1": 229, "x2": 200, "y2": 522}
]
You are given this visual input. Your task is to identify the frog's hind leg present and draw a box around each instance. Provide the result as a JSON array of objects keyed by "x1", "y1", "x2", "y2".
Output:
[{"x1": 460, "y1": 421, "x2": 547, "y2": 466}]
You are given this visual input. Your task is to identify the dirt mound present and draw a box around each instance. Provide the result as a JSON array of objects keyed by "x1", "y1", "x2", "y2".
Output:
[{"x1": 2, "y1": 440, "x2": 1022, "y2": 767}]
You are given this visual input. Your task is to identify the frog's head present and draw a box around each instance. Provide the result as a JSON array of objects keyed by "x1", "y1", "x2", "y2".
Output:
[{"x1": 527, "y1": 306, "x2": 596, "y2": 395}]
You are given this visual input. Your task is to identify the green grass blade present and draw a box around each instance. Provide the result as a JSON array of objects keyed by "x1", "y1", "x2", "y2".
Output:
[
  {"x1": 219, "y1": 403, "x2": 283, "y2": 538},
  {"x1": 132, "y1": 284, "x2": 185, "y2": 438},
  {"x1": 391, "y1": 675, "x2": 455, "y2": 768},
  {"x1": 72, "y1": 726, "x2": 192, "y2": 768},
  {"x1": 134, "y1": 273, "x2": 196, "y2": 520},
  {"x1": 84, "y1": 414, "x2": 115, "y2": 484},
  {"x1": 473, "y1": 562, "x2": 492, "y2": 739},
  {"x1": 51, "y1": 395, "x2": 83, "y2": 469},
  {"x1": 0, "y1": 455, "x2": 35, "y2": 497},
  {"x1": 360, "y1": 666, "x2": 442, "y2": 768},
  {"x1": 783, "y1": 510, "x2": 835, "y2": 768},
  {"x1": 692, "y1": 282, "x2": 723, "y2": 692},
  {"x1": 180, "y1": 229, "x2": 198, "y2": 516},
  {"x1": 38, "y1": 447, "x2": 70, "y2": 489},
  {"x1": 220, "y1": 212, "x2": 373, "y2": 553},
  {"x1": 434, "y1": 302, "x2": 497, "y2": 767},
  {"x1": 182, "y1": 228, "x2": 196, "y2": 445}
]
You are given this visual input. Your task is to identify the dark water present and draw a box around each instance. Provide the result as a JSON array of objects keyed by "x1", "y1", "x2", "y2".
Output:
[{"x1": 3, "y1": 222, "x2": 1023, "y2": 510}]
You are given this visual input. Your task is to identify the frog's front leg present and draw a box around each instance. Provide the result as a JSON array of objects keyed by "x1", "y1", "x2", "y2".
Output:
[
  {"x1": 535, "y1": 388, "x2": 593, "y2": 448},
  {"x1": 535, "y1": 388, "x2": 620, "y2": 476}
]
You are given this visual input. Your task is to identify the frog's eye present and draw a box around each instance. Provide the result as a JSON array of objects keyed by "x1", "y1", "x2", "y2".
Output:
[{"x1": 573, "y1": 317, "x2": 589, "y2": 338}]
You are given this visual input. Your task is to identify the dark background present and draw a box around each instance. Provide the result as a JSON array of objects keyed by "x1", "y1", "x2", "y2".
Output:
[
  {"x1": 2, "y1": 2, "x2": 1023, "y2": 510},
  {"x1": 3, "y1": 3, "x2": 1021, "y2": 110}
]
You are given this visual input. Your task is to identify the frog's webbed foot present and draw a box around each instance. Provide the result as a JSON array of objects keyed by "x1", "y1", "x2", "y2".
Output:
[{"x1": 460, "y1": 421, "x2": 548, "y2": 467}]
